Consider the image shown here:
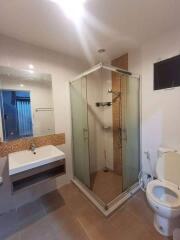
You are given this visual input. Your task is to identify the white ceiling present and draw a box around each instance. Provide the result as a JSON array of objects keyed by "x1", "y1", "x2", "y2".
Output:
[{"x1": 0, "y1": 0, "x2": 180, "y2": 63}]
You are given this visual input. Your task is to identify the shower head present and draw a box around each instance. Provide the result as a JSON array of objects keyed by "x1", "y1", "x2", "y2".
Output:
[{"x1": 98, "y1": 49, "x2": 106, "y2": 53}]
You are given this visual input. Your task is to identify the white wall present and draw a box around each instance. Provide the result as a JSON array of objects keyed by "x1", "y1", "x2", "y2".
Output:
[
  {"x1": 129, "y1": 29, "x2": 180, "y2": 176},
  {"x1": 0, "y1": 34, "x2": 88, "y2": 210}
]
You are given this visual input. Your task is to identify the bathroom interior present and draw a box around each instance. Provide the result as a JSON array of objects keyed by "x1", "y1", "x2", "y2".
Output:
[{"x1": 0, "y1": 0, "x2": 180, "y2": 239}]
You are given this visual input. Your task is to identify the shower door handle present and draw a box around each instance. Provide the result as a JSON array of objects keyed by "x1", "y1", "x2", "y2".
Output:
[
  {"x1": 83, "y1": 128, "x2": 88, "y2": 140},
  {"x1": 118, "y1": 127, "x2": 122, "y2": 140},
  {"x1": 118, "y1": 128, "x2": 127, "y2": 143},
  {"x1": 122, "y1": 128, "x2": 127, "y2": 142},
  {"x1": 118, "y1": 128, "x2": 122, "y2": 147}
]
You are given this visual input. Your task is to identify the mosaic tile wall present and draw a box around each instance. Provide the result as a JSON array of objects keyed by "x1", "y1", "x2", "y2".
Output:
[{"x1": 0, "y1": 133, "x2": 65, "y2": 157}]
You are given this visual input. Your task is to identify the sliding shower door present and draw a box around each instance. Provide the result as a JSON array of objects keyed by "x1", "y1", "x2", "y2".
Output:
[
  {"x1": 70, "y1": 78, "x2": 90, "y2": 188},
  {"x1": 121, "y1": 75, "x2": 140, "y2": 191}
]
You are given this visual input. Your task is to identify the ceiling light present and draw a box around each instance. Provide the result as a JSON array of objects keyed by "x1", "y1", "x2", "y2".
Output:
[
  {"x1": 50, "y1": 0, "x2": 87, "y2": 21},
  {"x1": 28, "y1": 64, "x2": 34, "y2": 69},
  {"x1": 20, "y1": 84, "x2": 24, "y2": 88}
]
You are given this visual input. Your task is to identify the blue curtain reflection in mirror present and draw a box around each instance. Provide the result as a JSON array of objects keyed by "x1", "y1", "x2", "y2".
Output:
[{"x1": 0, "y1": 90, "x2": 33, "y2": 141}]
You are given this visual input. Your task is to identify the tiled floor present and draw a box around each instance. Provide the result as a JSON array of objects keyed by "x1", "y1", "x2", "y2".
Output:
[
  {"x1": 91, "y1": 170, "x2": 122, "y2": 203},
  {"x1": 0, "y1": 183, "x2": 171, "y2": 240}
]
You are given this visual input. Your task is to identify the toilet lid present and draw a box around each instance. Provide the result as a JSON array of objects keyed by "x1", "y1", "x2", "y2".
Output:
[{"x1": 156, "y1": 152, "x2": 180, "y2": 187}]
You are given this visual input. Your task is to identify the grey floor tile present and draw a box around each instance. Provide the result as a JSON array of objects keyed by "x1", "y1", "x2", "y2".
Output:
[
  {"x1": 19, "y1": 215, "x2": 57, "y2": 240},
  {"x1": 4, "y1": 232, "x2": 21, "y2": 240},
  {"x1": 17, "y1": 199, "x2": 45, "y2": 228},
  {"x1": 40, "y1": 190, "x2": 65, "y2": 214},
  {"x1": 0, "y1": 209, "x2": 19, "y2": 240}
]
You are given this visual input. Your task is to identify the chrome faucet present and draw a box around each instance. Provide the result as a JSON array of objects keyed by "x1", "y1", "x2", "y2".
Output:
[{"x1": 29, "y1": 142, "x2": 36, "y2": 153}]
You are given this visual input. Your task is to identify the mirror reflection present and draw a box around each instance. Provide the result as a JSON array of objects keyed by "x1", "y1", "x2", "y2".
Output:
[{"x1": 0, "y1": 66, "x2": 55, "y2": 142}]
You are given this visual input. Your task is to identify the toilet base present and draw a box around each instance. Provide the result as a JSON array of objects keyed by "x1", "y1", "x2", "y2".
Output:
[{"x1": 154, "y1": 214, "x2": 180, "y2": 237}]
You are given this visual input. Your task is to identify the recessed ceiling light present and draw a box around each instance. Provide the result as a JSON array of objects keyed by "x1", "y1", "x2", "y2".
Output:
[
  {"x1": 50, "y1": 0, "x2": 87, "y2": 21},
  {"x1": 28, "y1": 64, "x2": 34, "y2": 69},
  {"x1": 20, "y1": 84, "x2": 24, "y2": 88}
]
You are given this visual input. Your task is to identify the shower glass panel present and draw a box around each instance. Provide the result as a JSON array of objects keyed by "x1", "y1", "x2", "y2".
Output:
[
  {"x1": 70, "y1": 77, "x2": 90, "y2": 188},
  {"x1": 121, "y1": 75, "x2": 140, "y2": 191},
  {"x1": 86, "y1": 68, "x2": 122, "y2": 204},
  {"x1": 70, "y1": 64, "x2": 140, "y2": 210}
]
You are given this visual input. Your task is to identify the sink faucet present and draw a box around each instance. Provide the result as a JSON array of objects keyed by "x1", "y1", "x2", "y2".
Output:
[{"x1": 29, "y1": 142, "x2": 36, "y2": 153}]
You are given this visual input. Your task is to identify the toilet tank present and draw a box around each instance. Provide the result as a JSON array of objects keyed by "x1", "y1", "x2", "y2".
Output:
[
  {"x1": 158, "y1": 147, "x2": 176, "y2": 158},
  {"x1": 156, "y1": 151, "x2": 180, "y2": 187}
]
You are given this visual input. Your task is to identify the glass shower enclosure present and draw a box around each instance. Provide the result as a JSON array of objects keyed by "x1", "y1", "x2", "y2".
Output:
[{"x1": 70, "y1": 63, "x2": 140, "y2": 214}]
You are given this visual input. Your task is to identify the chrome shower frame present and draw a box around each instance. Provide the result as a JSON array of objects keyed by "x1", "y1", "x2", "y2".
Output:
[
  {"x1": 70, "y1": 62, "x2": 139, "y2": 83},
  {"x1": 70, "y1": 62, "x2": 142, "y2": 216}
]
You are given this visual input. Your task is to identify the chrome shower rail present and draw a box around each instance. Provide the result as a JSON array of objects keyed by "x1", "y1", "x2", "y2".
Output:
[{"x1": 70, "y1": 62, "x2": 140, "y2": 83}]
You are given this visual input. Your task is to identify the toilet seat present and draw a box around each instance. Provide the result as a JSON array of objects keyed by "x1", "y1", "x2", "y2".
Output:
[
  {"x1": 147, "y1": 180, "x2": 180, "y2": 209},
  {"x1": 146, "y1": 150, "x2": 180, "y2": 236}
]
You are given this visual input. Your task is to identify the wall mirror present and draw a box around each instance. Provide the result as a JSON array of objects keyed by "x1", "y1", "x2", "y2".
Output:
[{"x1": 0, "y1": 66, "x2": 55, "y2": 142}]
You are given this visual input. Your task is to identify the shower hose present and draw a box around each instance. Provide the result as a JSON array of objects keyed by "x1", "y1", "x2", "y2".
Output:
[{"x1": 138, "y1": 151, "x2": 154, "y2": 192}]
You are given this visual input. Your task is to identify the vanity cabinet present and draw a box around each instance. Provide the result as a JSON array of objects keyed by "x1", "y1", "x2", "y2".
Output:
[{"x1": 10, "y1": 159, "x2": 66, "y2": 193}]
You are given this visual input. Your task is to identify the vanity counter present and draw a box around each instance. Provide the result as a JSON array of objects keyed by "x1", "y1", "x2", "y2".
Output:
[{"x1": 9, "y1": 145, "x2": 65, "y2": 175}]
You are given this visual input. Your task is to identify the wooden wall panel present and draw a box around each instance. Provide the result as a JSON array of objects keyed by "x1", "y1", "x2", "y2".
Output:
[{"x1": 111, "y1": 54, "x2": 128, "y2": 175}]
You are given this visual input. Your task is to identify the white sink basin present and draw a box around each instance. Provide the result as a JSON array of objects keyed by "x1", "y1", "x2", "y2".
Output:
[{"x1": 9, "y1": 145, "x2": 65, "y2": 175}]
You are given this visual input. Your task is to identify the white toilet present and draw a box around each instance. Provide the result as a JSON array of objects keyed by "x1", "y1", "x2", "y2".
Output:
[{"x1": 146, "y1": 148, "x2": 180, "y2": 237}]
